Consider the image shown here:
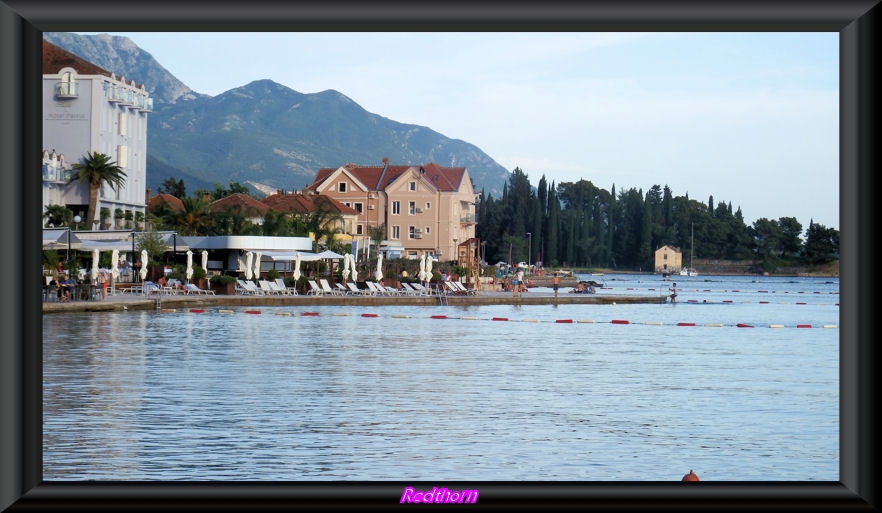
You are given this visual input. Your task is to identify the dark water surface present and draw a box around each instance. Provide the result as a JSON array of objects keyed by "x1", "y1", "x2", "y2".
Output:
[{"x1": 43, "y1": 274, "x2": 839, "y2": 481}]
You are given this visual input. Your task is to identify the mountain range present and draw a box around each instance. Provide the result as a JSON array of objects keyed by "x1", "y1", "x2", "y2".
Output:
[{"x1": 43, "y1": 32, "x2": 511, "y2": 198}]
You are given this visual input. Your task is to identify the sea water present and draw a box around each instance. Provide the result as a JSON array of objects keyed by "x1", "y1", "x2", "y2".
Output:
[{"x1": 42, "y1": 274, "x2": 839, "y2": 481}]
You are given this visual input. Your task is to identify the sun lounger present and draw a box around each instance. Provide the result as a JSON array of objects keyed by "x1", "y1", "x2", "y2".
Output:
[
  {"x1": 259, "y1": 279, "x2": 284, "y2": 295},
  {"x1": 307, "y1": 280, "x2": 324, "y2": 295},
  {"x1": 399, "y1": 282, "x2": 422, "y2": 296},
  {"x1": 185, "y1": 283, "x2": 215, "y2": 295},
  {"x1": 319, "y1": 278, "x2": 344, "y2": 296},
  {"x1": 275, "y1": 278, "x2": 298, "y2": 295},
  {"x1": 451, "y1": 281, "x2": 478, "y2": 295},
  {"x1": 345, "y1": 282, "x2": 369, "y2": 295}
]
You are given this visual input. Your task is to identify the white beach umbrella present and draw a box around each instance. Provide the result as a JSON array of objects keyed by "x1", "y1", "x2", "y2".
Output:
[
  {"x1": 375, "y1": 252, "x2": 383, "y2": 282},
  {"x1": 245, "y1": 251, "x2": 253, "y2": 280},
  {"x1": 342, "y1": 252, "x2": 351, "y2": 281},
  {"x1": 91, "y1": 249, "x2": 100, "y2": 284},
  {"x1": 293, "y1": 252, "x2": 302, "y2": 281},
  {"x1": 349, "y1": 253, "x2": 358, "y2": 282},
  {"x1": 418, "y1": 253, "x2": 426, "y2": 282},
  {"x1": 111, "y1": 249, "x2": 120, "y2": 281},
  {"x1": 140, "y1": 250, "x2": 148, "y2": 280},
  {"x1": 201, "y1": 250, "x2": 208, "y2": 273},
  {"x1": 186, "y1": 250, "x2": 193, "y2": 281},
  {"x1": 425, "y1": 254, "x2": 433, "y2": 282},
  {"x1": 253, "y1": 251, "x2": 262, "y2": 279}
]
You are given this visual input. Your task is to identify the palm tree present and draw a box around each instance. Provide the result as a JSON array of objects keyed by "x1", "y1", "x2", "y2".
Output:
[
  {"x1": 303, "y1": 196, "x2": 344, "y2": 252},
  {"x1": 67, "y1": 152, "x2": 127, "y2": 229},
  {"x1": 43, "y1": 204, "x2": 72, "y2": 227}
]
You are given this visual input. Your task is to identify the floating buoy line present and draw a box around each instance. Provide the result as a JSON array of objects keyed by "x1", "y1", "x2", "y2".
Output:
[{"x1": 160, "y1": 308, "x2": 837, "y2": 329}]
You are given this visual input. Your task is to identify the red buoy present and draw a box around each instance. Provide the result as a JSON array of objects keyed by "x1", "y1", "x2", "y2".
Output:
[{"x1": 682, "y1": 469, "x2": 700, "y2": 482}]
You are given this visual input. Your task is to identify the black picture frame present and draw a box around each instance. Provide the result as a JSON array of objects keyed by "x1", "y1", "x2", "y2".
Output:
[{"x1": 3, "y1": 1, "x2": 876, "y2": 510}]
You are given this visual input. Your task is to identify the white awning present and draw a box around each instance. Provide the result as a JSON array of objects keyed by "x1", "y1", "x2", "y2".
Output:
[
  {"x1": 42, "y1": 228, "x2": 82, "y2": 249},
  {"x1": 261, "y1": 250, "x2": 324, "y2": 262}
]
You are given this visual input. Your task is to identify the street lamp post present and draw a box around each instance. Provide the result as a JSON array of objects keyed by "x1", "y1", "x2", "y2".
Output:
[
  {"x1": 131, "y1": 232, "x2": 136, "y2": 283},
  {"x1": 526, "y1": 232, "x2": 532, "y2": 270}
]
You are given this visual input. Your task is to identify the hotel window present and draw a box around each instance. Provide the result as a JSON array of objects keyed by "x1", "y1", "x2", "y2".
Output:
[
  {"x1": 409, "y1": 181, "x2": 416, "y2": 191},
  {"x1": 424, "y1": 227, "x2": 430, "y2": 235},
  {"x1": 409, "y1": 226, "x2": 418, "y2": 239},
  {"x1": 338, "y1": 182, "x2": 347, "y2": 193},
  {"x1": 392, "y1": 201, "x2": 400, "y2": 215},
  {"x1": 118, "y1": 112, "x2": 127, "y2": 136},
  {"x1": 409, "y1": 201, "x2": 416, "y2": 215},
  {"x1": 353, "y1": 202, "x2": 363, "y2": 213},
  {"x1": 425, "y1": 202, "x2": 431, "y2": 210},
  {"x1": 392, "y1": 226, "x2": 400, "y2": 239}
]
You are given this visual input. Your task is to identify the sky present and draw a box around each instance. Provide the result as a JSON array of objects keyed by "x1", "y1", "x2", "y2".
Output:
[{"x1": 82, "y1": 32, "x2": 839, "y2": 231}]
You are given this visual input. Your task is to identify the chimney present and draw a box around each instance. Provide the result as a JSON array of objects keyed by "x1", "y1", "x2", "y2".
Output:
[
  {"x1": 203, "y1": 192, "x2": 211, "y2": 202},
  {"x1": 145, "y1": 188, "x2": 151, "y2": 203}
]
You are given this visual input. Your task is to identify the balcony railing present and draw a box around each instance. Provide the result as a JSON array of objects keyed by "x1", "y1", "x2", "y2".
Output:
[
  {"x1": 460, "y1": 214, "x2": 476, "y2": 224},
  {"x1": 54, "y1": 81, "x2": 78, "y2": 98}
]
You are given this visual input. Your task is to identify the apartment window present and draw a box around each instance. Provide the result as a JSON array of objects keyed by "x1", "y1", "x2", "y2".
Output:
[
  {"x1": 409, "y1": 181, "x2": 416, "y2": 191},
  {"x1": 392, "y1": 226, "x2": 400, "y2": 239},
  {"x1": 424, "y1": 227, "x2": 430, "y2": 234},
  {"x1": 338, "y1": 182, "x2": 347, "y2": 193},
  {"x1": 392, "y1": 201, "x2": 400, "y2": 215},
  {"x1": 409, "y1": 226, "x2": 418, "y2": 239},
  {"x1": 356, "y1": 224, "x2": 363, "y2": 235},
  {"x1": 353, "y1": 202, "x2": 363, "y2": 213},
  {"x1": 407, "y1": 251, "x2": 418, "y2": 259},
  {"x1": 409, "y1": 201, "x2": 416, "y2": 215},
  {"x1": 425, "y1": 202, "x2": 431, "y2": 210}
]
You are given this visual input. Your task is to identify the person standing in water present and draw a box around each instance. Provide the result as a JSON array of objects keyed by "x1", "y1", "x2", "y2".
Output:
[{"x1": 669, "y1": 282, "x2": 678, "y2": 303}]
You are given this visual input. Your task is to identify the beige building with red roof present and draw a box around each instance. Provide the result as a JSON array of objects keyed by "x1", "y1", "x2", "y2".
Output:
[{"x1": 305, "y1": 160, "x2": 478, "y2": 260}]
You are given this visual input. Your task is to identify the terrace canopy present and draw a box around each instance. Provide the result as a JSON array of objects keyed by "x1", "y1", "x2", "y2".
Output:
[{"x1": 42, "y1": 228, "x2": 82, "y2": 250}]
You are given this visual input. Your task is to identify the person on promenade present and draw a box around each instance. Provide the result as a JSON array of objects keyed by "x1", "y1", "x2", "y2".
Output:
[
  {"x1": 49, "y1": 275, "x2": 64, "y2": 301},
  {"x1": 669, "y1": 282, "x2": 678, "y2": 303},
  {"x1": 133, "y1": 260, "x2": 142, "y2": 283},
  {"x1": 97, "y1": 268, "x2": 109, "y2": 300},
  {"x1": 55, "y1": 261, "x2": 65, "y2": 275},
  {"x1": 157, "y1": 275, "x2": 167, "y2": 288},
  {"x1": 552, "y1": 273, "x2": 560, "y2": 297},
  {"x1": 516, "y1": 268, "x2": 525, "y2": 296},
  {"x1": 60, "y1": 273, "x2": 76, "y2": 302}
]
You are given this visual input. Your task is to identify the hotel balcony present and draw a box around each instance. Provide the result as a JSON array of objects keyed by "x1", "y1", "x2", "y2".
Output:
[
  {"x1": 460, "y1": 214, "x2": 476, "y2": 224},
  {"x1": 54, "y1": 81, "x2": 78, "y2": 99}
]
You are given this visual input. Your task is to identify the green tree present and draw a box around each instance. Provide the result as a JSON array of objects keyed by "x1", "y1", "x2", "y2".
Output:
[
  {"x1": 158, "y1": 177, "x2": 186, "y2": 198},
  {"x1": 43, "y1": 204, "x2": 72, "y2": 227},
  {"x1": 67, "y1": 152, "x2": 127, "y2": 229}
]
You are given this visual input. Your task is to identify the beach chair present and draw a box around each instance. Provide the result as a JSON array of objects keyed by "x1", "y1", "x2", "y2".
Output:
[
  {"x1": 242, "y1": 280, "x2": 263, "y2": 295},
  {"x1": 364, "y1": 281, "x2": 385, "y2": 295},
  {"x1": 383, "y1": 285, "x2": 402, "y2": 296},
  {"x1": 411, "y1": 283, "x2": 431, "y2": 295},
  {"x1": 259, "y1": 279, "x2": 283, "y2": 295},
  {"x1": 185, "y1": 283, "x2": 215, "y2": 295},
  {"x1": 335, "y1": 282, "x2": 349, "y2": 295},
  {"x1": 236, "y1": 279, "x2": 255, "y2": 295},
  {"x1": 342, "y1": 282, "x2": 366, "y2": 295},
  {"x1": 399, "y1": 282, "x2": 422, "y2": 296},
  {"x1": 275, "y1": 278, "x2": 298, "y2": 295},
  {"x1": 319, "y1": 278, "x2": 344, "y2": 296},
  {"x1": 142, "y1": 281, "x2": 161, "y2": 296},
  {"x1": 451, "y1": 281, "x2": 478, "y2": 295},
  {"x1": 307, "y1": 280, "x2": 324, "y2": 296},
  {"x1": 443, "y1": 281, "x2": 465, "y2": 295}
]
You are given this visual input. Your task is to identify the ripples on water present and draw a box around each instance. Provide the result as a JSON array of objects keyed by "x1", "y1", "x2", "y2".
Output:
[{"x1": 43, "y1": 275, "x2": 839, "y2": 481}]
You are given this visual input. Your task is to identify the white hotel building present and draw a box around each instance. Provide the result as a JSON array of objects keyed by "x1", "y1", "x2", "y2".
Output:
[{"x1": 42, "y1": 40, "x2": 151, "y2": 230}]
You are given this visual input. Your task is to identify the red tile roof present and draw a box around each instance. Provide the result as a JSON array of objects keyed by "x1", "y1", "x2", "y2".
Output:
[
  {"x1": 262, "y1": 192, "x2": 357, "y2": 215},
  {"x1": 209, "y1": 193, "x2": 270, "y2": 216},
  {"x1": 146, "y1": 193, "x2": 185, "y2": 213},
  {"x1": 306, "y1": 162, "x2": 468, "y2": 193}
]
